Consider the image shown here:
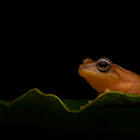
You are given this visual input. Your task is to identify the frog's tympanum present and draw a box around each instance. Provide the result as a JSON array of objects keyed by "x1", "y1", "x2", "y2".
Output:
[{"x1": 78, "y1": 57, "x2": 140, "y2": 95}]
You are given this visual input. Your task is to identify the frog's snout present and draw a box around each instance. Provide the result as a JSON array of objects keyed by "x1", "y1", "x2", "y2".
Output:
[{"x1": 79, "y1": 58, "x2": 95, "y2": 71}]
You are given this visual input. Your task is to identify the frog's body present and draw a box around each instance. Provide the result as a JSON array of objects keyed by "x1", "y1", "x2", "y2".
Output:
[{"x1": 78, "y1": 58, "x2": 140, "y2": 95}]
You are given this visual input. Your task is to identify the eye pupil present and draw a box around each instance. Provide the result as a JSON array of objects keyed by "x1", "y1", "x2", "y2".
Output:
[{"x1": 98, "y1": 61, "x2": 109, "y2": 67}]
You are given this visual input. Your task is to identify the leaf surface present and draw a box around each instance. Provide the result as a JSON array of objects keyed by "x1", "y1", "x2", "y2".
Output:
[{"x1": 1, "y1": 88, "x2": 140, "y2": 137}]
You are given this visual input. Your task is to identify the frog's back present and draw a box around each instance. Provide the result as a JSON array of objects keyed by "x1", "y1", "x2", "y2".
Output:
[{"x1": 113, "y1": 64, "x2": 140, "y2": 84}]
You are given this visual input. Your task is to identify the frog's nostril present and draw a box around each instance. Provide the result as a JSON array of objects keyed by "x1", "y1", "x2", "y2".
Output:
[
  {"x1": 83, "y1": 58, "x2": 95, "y2": 64},
  {"x1": 83, "y1": 59, "x2": 86, "y2": 63}
]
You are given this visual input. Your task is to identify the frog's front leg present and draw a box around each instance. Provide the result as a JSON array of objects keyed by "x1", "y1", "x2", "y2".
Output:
[{"x1": 105, "y1": 88, "x2": 111, "y2": 93}]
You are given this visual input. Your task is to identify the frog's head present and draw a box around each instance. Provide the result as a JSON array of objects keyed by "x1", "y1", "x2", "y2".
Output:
[{"x1": 78, "y1": 57, "x2": 119, "y2": 94}]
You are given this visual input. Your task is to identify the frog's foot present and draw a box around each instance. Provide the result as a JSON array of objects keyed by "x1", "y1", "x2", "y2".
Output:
[
  {"x1": 105, "y1": 88, "x2": 111, "y2": 93},
  {"x1": 97, "y1": 89, "x2": 111, "y2": 97}
]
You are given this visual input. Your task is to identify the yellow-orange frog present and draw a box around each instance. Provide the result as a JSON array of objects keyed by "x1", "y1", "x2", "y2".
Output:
[{"x1": 78, "y1": 57, "x2": 140, "y2": 95}]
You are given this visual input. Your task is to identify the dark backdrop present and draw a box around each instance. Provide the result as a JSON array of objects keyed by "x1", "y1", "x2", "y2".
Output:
[{"x1": 1, "y1": 9, "x2": 140, "y2": 101}]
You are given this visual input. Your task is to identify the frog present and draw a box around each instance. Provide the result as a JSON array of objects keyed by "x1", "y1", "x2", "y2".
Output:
[{"x1": 78, "y1": 57, "x2": 140, "y2": 95}]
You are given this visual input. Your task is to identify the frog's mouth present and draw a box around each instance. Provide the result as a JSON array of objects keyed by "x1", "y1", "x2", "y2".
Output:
[
  {"x1": 78, "y1": 64, "x2": 102, "y2": 79},
  {"x1": 78, "y1": 61, "x2": 103, "y2": 78}
]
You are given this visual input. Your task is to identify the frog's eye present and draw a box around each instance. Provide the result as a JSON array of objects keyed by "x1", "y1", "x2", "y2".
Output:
[{"x1": 96, "y1": 58, "x2": 111, "y2": 72}]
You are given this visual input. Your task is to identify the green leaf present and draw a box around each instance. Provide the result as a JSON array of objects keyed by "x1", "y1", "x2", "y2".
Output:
[{"x1": 1, "y1": 88, "x2": 140, "y2": 137}]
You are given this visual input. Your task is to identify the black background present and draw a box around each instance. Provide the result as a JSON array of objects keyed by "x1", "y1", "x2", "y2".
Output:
[
  {"x1": 1, "y1": 5, "x2": 139, "y2": 101},
  {"x1": 1, "y1": 12, "x2": 140, "y2": 100}
]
